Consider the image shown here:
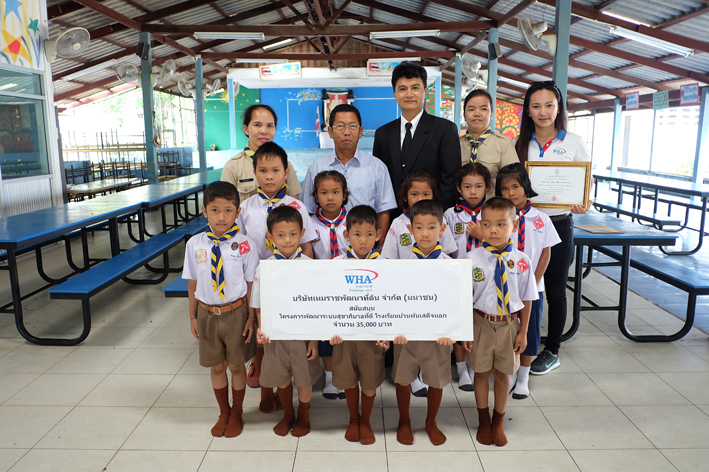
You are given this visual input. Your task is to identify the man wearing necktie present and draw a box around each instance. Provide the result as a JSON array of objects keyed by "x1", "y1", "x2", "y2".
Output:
[{"x1": 373, "y1": 62, "x2": 461, "y2": 216}]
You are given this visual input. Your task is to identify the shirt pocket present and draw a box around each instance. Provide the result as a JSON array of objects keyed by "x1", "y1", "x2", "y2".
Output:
[{"x1": 237, "y1": 177, "x2": 257, "y2": 198}]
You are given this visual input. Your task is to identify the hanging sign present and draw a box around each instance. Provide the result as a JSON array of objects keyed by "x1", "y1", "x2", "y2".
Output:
[
  {"x1": 625, "y1": 92, "x2": 639, "y2": 111},
  {"x1": 680, "y1": 83, "x2": 700, "y2": 106},
  {"x1": 260, "y1": 62, "x2": 302, "y2": 81},
  {"x1": 652, "y1": 90, "x2": 669, "y2": 110},
  {"x1": 366, "y1": 60, "x2": 403, "y2": 76}
]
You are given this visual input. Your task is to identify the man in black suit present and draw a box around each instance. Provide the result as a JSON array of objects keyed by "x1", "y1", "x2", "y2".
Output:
[{"x1": 373, "y1": 62, "x2": 461, "y2": 212}]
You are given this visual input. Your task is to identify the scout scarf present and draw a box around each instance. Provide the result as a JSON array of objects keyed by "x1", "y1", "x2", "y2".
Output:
[
  {"x1": 258, "y1": 184, "x2": 288, "y2": 253},
  {"x1": 456, "y1": 198, "x2": 484, "y2": 251},
  {"x1": 315, "y1": 206, "x2": 347, "y2": 258},
  {"x1": 206, "y1": 224, "x2": 240, "y2": 300},
  {"x1": 411, "y1": 242, "x2": 442, "y2": 259},
  {"x1": 482, "y1": 239, "x2": 513, "y2": 319},
  {"x1": 517, "y1": 201, "x2": 533, "y2": 253},
  {"x1": 244, "y1": 145, "x2": 255, "y2": 157},
  {"x1": 465, "y1": 127, "x2": 493, "y2": 163},
  {"x1": 273, "y1": 247, "x2": 302, "y2": 260},
  {"x1": 346, "y1": 246, "x2": 380, "y2": 259}
]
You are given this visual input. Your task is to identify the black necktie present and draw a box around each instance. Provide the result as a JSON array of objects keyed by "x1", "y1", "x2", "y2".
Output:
[{"x1": 401, "y1": 122, "x2": 412, "y2": 169}]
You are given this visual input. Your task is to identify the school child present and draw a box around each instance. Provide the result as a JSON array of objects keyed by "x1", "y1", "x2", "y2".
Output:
[
  {"x1": 444, "y1": 162, "x2": 492, "y2": 392},
  {"x1": 183, "y1": 181, "x2": 259, "y2": 438},
  {"x1": 253, "y1": 206, "x2": 321, "y2": 437},
  {"x1": 496, "y1": 163, "x2": 560, "y2": 400},
  {"x1": 237, "y1": 141, "x2": 318, "y2": 413},
  {"x1": 382, "y1": 171, "x2": 458, "y2": 397},
  {"x1": 328, "y1": 205, "x2": 388, "y2": 445},
  {"x1": 464, "y1": 197, "x2": 538, "y2": 447},
  {"x1": 310, "y1": 170, "x2": 350, "y2": 400},
  {"x1": 392, "y1": 199, "x2": 455, "y2": 446}
]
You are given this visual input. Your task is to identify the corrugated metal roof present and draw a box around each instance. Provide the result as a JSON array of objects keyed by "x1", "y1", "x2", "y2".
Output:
[
  {"x1": 422, "y1": 2, "x2": 477, "y2": 22},
  {"x1": 620, "y1": 66, "x2": 680, "y2": 82}
]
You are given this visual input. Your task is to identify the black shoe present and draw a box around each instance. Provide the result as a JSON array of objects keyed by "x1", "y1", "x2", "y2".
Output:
[{"x1": 530, "y1": 350, "x2": 560, "y2": 375}]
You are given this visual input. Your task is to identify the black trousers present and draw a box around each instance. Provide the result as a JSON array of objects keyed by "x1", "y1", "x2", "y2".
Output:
[{"x1": 542, "y1": 214, "x2": 574, "y2": 355}]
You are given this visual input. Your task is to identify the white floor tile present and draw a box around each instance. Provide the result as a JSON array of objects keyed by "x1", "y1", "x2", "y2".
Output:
[
  {"x1": 477, "y1": 450, "x2": 580, "y2": 472},
  {"x1": 0, "y1": 406, "x2": 71, "y2": 448},
  {"x1": 113, "y1": 348, "x2": 193, "y2": 375},
  {"x1": 79, "y1": 374, "x2": 173, "y2": 407},
  {"x1": 199, "y1": 451, "x2": 294, "y2": 472},
  {"x1": 529, "y1": 373, "x2": 613, "y2": 407},
  {"x1": 139, "y1": 327, "x2": 198, "y2": 350},
  {"x1": 619, "y1": 405, "x2": 709, "y2": 449},
  {"x1": 82, "y1": 328, "x2": 155, "y2": 349},
  {"x1": 661, "y1": 449, "x2": 709, "y2": 472},
  {"x1": 0, "y1": 346, "x2": 74, "y2": 374},
  {"x1": 47, "y1": 348, "x2": 132, "y2": 374},
  {"x1": 657, "y1": 372, "x2": 709, "y2": 405},
  {"x1": 106, "y1": 450, "x2": 205, "y2": 472},
  {"x1": 562, "y1": 346, "x2": 651, "y2": 373},
  {"x1": 387, "y1": 451, "x2": 483, "y2": 471},
  {"x1": 0, "y1": 448, "x2": 27, "y2": 472},
  {"x1": 589, "y1": 372, "x2": 691, "y2": 406},
  {"x1": 463, "y1": 406, "x2": 564, "y2": 451},
  {"x1": 571, "y1": 449, "x2": 677, "y2": 472},
  {"x1": 293, "y1": 451, "x2": 387, "y2": 472},
  {"x1": 8, "y1": 448, "x2": 116, "y2": 472},
  {"x1": 121, "y1": 407, "x2": 214, "y2": 451},
  {"x1": 296, "y1": 406, "x2": 385, "y2": 451},
  {"x1": 0, "y1": 374, "x2": 39, "y2": 404},
  {"x1": 5, "y1": 373, "x2": 105, "y2": 406}
]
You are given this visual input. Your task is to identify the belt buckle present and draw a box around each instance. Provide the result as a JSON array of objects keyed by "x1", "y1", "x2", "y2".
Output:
[{"x1": 213, "y1": 306, "x2": 222, "y2": 315}]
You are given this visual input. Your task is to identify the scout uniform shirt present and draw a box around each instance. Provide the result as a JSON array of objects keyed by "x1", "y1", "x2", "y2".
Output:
[
  {"x1": 237, "y1": 194, "x2": 318, "y2": 261},
  {"x1": 459, "y1": 131, "x2": 519, "y2": 199},
  {"x1": 220, "y1": 149, "x2": 303, "y2": 204},
  {"x1": 444, "y1": 205, "x2": 482, "y2": 259},
  {"x1": 250, "y1": 252, "x2": 312, "y2": 310},
  {"x1": 381, "y1": 213, "x2": 457, "y2": 259},
  {"x1": 467, "y1": 245, "x2": 538, "y2": 315},
  {"x1": 512, "y1": 207, "x2": 561, "y2": 292},
  {"x1": 310, "y1": 214, "x2": 349, "y2": 260},
  {"x1": 182, "y1": 231, "x2": 259, "y2": 305}
]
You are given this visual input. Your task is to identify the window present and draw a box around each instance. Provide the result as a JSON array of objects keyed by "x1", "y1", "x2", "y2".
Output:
[{"x1": 0, "y1": 68, "x2": 49, "y2": 179}]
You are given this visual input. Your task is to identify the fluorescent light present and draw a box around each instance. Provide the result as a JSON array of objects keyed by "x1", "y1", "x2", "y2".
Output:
[
  {"x1": 609, "y1": 26, "x2": 693, "y2": 57},
  {"x1": 601, "y1": 11, "x2": 651, "y2": 27},
  {"x1": 263, "y1": 39, "x2": 294, "y2": 50},
  {"x1": 0, "y1": 83, "x2": 18, "y2": 91},
  {"x1": 194, "y1": 32, "x2": 265, "y2": 41},
  {"x1": 235, "y1": 58, "x2": 289, "y2": 63},
  {"x1": 368, "y1": 57, "x2": 421, "y2": 62},
  {"x1": 62, "y1": 59, "x2": 117, "y2": 82},
  {"x1": 370, "y1": 29, "x2": 440, "y2": 40},
  {"x1": 498, "y1": 76, "x2": 530, "y2": 89}
]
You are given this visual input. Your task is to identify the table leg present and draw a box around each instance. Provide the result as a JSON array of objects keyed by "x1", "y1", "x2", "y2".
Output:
[
  {"x1": 616, "y1": 246, "x2": 633, "y2": 339},
  {"x1": 161, "y1": 204, "x2": 167, "y2": 233},
  {"x1": 109, "y1": 217, "x2": 119, "y2": 256},
  {"x1": 660, "y1": 196, "x2": 707, "y2": 255},
  {"x1": 562, "y1": 244, "x2": 584, "y2": 342}
]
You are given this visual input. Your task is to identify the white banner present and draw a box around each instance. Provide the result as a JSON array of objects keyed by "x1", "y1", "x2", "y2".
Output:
[{"x1": 260, "y1": 259, "x2": 473, "y2": 341}]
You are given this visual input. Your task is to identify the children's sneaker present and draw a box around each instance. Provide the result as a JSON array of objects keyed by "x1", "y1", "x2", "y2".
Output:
[{"x1": 530, "y1": 350, "x2": 560, "y2": 375}]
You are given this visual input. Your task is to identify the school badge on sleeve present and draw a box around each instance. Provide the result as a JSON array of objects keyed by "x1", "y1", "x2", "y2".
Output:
[
  {"x1": 533, "y1": 217, "x2": 545, "y2": 230},
  {"x1": 473, "y1": 267, "x2": 485, "y2": 282},
  {"x1": 400, "y1": 233, "x2": 412, "y2": 246},
  {"x1": 517, "y1": 259, "x2": 529, "y2": 273},
  {"x1": 239, "y1": 241, "x2": 251, "y2": 255},
  {"x1": 454, "y1": 222, "x2": 464, "y2": 235}
]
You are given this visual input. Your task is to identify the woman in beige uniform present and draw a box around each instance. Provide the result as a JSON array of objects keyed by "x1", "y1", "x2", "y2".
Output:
[
  {"x1": 458, "y1": 90, "x2": 519, "y2": 199},
  {"x1": 221, "y1": 104, "x2": 302, "y2": 203}
]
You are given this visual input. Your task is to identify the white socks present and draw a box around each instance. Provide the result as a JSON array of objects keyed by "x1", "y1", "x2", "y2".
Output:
[
  {"x1": 410, "y1": 371, "x2": 428, "y2": 397},
  {"x1": 512, "y1": 366, "x2": 531, "y2": 399},
  {"x1": 457, "y1": 361, "x2": 473, "y2": 391},
  {"x1": 323, "y1": 370, "x2": 339, "y2": 399},
  {"x1": 508, "y1": 369, "x2": 518, "y2": 393}
]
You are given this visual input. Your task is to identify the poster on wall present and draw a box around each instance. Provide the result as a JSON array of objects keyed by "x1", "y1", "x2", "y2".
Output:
[
  {"x1": 260, "y1": 62, "x2": 302, "y2": 81},
  {"x1": 625, "y1": 92, "x2": 640, "y2": 111},
  {"x1": 653, "y1": 90, "x2": 669, "y2": 110},
  {"x1": 680, "y1": 83, "x2": 700, "y2": 106},
  {"x1": 367, "y1": 60, "x2": 403, "y2": 76},
  {"x1": 0, "y1": 0, "x2": 44, "y2": 69}
]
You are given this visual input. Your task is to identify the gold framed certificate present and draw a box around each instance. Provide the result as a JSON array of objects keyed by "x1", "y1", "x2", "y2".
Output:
[{"x1": 524, "y1": 161, "x2": 591, "y2": 209}]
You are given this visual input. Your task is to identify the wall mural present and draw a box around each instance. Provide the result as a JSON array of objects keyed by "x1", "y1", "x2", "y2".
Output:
[{"x1": 1, "y1": 0, "x2": 42, "y2": 69}]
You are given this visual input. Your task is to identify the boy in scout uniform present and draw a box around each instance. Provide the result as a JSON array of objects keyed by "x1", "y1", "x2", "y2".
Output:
[
  {"x1": 183, "y1": 181, "x2": 259, "y2": 438},
  {"x1": 463, "y1": 197, "x2": 538, "y2": 447}
]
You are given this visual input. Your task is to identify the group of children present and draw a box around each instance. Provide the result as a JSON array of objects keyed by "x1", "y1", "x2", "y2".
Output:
[{"x1": 184, "y1": 141, "x2": 559, "y2": 448}]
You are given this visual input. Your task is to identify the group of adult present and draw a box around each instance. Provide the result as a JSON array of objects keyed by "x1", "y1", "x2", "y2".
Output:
[{"x1": 220, "y1": 62, "x2": 591, "y2": 375}]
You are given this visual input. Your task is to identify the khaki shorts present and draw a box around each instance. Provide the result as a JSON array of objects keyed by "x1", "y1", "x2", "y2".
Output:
[
  {"x1": 466, "y1": 314, "x2": 521, "y2": 376},
  {"x1": 392, "y1": 341, "x2": 452, "y2": 389},
  {"x1": 197, "y1": 303, "x2": 256, "y2": 368},
  {"x1": 332, "y1": 341, "x2": 386, "y2": 391},
  {"x1": 260, "y1": 340, "x2": 322, "y2": 388}
]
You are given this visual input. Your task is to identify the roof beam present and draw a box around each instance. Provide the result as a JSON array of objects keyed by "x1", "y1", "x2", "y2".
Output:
[
  {"x1": 535, "y1": 0, "x2": 709, "y2": 55},
  {"x1": 439, "y1": 32, "x2": 488, "y2": 72},
  {"x1": 657, "y1": 6, "x2": 709, "y2": 29},
  {"x1": 281, "y1": 0, "x2": 316, "y2": 30},
  {"x1": 71, "y1": 0, "x2": 142, "y2": 31},
  {"x1": 424, "y1": 0, "x2": 502, "y2": 21},
  {"x1": 323, "y1": 0, "x2": 352, "y2": 28},
  {"x1": 496, "y1": 0, "x2": 535, "y2": 28},
  {"x1": 202, "y1": 50, "x2": 456, "y2": 61}
]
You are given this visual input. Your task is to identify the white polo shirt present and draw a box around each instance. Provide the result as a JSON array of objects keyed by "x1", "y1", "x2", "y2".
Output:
[
  {"x1": 310, "y1": 214, "x2": 349, "y2": 260},
  {"x1": 182, "y1": 232, "x2": 259, "y2": 305},
  {"x1": 381, "y1": 213, "x2": 458, "y2": 259},
  {"x1": 250, "y1": 253, "x2": 312, "y2": 309},
  {"x1": 444, "y1": 206, "x2": 481, "y2": 259},
  {"x1": 467, "y1": 246, "x2": 538, "y2": 315},
  {"x1": 237, "y1": 194, "x2": 318, "y2": 260},
  {"x1": 518, "y1": 129, "x2": 592, "y2": 217},
  {"x1": 512, "y1": 208, "x2": 561, "y2": 292}
]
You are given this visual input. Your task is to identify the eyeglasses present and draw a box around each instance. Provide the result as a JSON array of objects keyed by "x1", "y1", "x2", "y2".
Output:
[
  {"x1": 542, "y1": 80, "x2": 562, "y2": 94},
  {"x1": 332, "y1": 124, "x2": 360, "y2": 132}
]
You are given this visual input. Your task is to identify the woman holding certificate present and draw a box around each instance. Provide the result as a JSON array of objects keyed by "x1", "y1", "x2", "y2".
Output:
[{"x1": 514, "y1": 81, "x2": 591, "y2": 376}]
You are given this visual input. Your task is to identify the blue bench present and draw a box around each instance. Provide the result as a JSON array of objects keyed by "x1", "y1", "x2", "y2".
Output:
[
  {"x1": 163, "y1": 277, "x2": 189, "y2": 298},
  {"x1": 592, "y1": 245, "x2": 709, "y2": 342},
  {"x1": 48, "y1": 232, "x2": 185, "y2": 344},
  {"x1": 172, "y1": 215, "x2": 208, "y2": 239},
  {"x1": 593, "y1": 200, "x2": 681, "y2": 230}
]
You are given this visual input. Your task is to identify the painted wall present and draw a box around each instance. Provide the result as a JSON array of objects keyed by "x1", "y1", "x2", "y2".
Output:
[{"x1": 204, "y1": 85, "x2": 260, "y2": 152}]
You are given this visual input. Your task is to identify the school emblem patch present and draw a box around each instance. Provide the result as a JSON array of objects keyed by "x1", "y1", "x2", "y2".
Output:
[
  {"x1": 533, "y1": 217, "x2": 545, "y2": 230},
  {"x1": 400, "y1": 233, "x2": 412, "y2": 246},
  {"x1": 507, "y1": 260, "x2": 515, "y2": 269},
  {"x1": 239, "y1": 241, "x2": 251, "y2": 255},
  {"x1": 231, "y1": 242, "x2": 239, "y2": 251},
  {"x1": 195, "y1": 249, "x2": 208, "y2": 264},
  {"x1": 517, "y1": 258, "x2": 529, "y2": 273},
  {"x1": 287, "y1": 201, "x2": 301, "y2": 210},
  {"x1": 454, "y1": 222, "x2": 464, "y2": 235},
  {"x1": 473, "y1": 267, "x2": 485, "y2": 282}
]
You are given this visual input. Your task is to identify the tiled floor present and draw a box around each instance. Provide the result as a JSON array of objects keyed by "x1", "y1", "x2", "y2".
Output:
[{"x1": 1, "y1": 209, "x2": 709, "y2": 471}]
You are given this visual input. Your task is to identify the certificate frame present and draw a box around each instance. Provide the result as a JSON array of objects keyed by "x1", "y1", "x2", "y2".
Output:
[{"x1": 525, "y1": 160, "x2": 592, "y2": 210}]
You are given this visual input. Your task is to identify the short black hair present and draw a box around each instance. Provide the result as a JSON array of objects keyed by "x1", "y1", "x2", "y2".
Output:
[
  {"x1": 328, "y1": 103, "x2": 362, "y2": 127},
  {"x1": 410, "y1": 199, "x2": 443, "y2": 225},
  {"x1": 456, "y1": 162, "x2": 492, "y2": 193},
  {"x1": 204, "y1": 181, "x2": 239, "y2": 207},
  {"x1": 463, "y1": 89, "x2": 494, "y2": 110},
  {"x1": 242, "y1": 104, "x2": 277, "y2": 128},
  {"x1": 481, "y1": 196, "x2": 516, "y2": 220},
  {"x1": 312, "y1": 170, "x2": 349, "y2": 207},
  {"x1": 399, "y1": 170, "x2": 438, "y2": 209},
  {"x1": 346, "y1": 205, "x2": 378, "y2": 231},
  {"x1": 495, "y1": 162, "x2": 539, "y2": 199},
  {"x1": 252, "y1": 141, "x2": 288, "y2": 171},
  {"x1": 266, "y1": 205, "x2": 303, "y2": 232},
  {"x1": 391, "y1": 61, "x2": 427, "y2": 90}
]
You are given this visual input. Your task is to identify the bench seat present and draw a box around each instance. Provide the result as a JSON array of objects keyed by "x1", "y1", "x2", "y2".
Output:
[
  {"x1": 163, "y1": 277, "x2": 189, "y2": 298},
  {"x1": 172, "y1": 215, "x2": 208, "y2": 238},
  {"x1": 593, "y1": 200, "x2": 681, "y2": 228}
]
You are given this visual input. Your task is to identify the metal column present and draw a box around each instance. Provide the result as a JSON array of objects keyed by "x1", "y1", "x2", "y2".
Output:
[
  {"x1": 195, "y1": 55, "x2": 207, "y2": 172},
  {"x1": 488, "y1": 28, "x2": 499, "y2": 130},
  {"x1": 692, "y1": 87, "x2": 709, "y2": 184},
  {"x1": 435, "y1": 75, "x2": 441, "y2": 117},
  {"x1": 228, "y1": 78, "x2": 237, "y2": 151},
  {"x1": 610, "y1": 98, "x2": 622, "y2": 171},
  {"x1": 454, "y1": 54, "x2": 462, "y2": 130},
  {"x1": 139, "y1": 32, "x2": 158, "y2": 184},
  {"x1": 552, "y1": 0, "x2": 571, "y2": 107}
]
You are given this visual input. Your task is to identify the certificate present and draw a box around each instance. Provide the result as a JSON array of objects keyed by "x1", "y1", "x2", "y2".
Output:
[
  {"x1": 259, "y1": 259, "x2": 473, "y2": 341},
  {"x1": 525, "y1": 161, "x2": 591, "y2": 210}
]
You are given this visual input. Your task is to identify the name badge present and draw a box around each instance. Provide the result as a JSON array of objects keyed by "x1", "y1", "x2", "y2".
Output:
[{"x1": 238, "y1": 178, "x2": 254, "y2": 183}]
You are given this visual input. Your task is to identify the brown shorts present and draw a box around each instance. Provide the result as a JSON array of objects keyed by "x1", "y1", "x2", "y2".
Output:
[
  {"x1": 260, "y1": 340, "x2": 322, "y2": 388},
  {"x1": 197, "y1": 303, "x2": 256, "y2": 368},
  {"x1": 466, "y1": 315, "x2": 521, "y2": 375},
  {"x1": 332, "y1": 341, "x2": 386, "y2": 391},
  {"x1": 392, "y1": 341, "x2": 452, "y2": 389}
]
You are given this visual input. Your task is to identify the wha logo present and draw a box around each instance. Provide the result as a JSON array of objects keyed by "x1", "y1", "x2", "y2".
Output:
[{"x1": 344, "y1": 269, "x2": 379, "y2": 285}]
